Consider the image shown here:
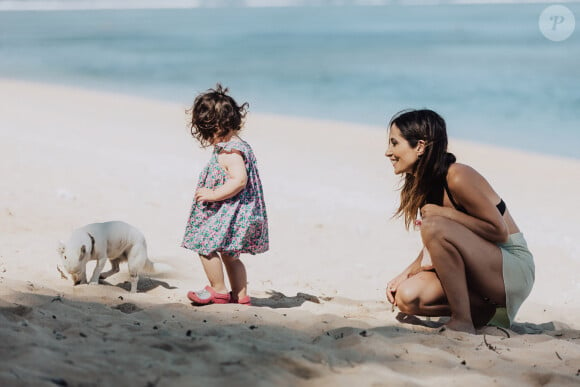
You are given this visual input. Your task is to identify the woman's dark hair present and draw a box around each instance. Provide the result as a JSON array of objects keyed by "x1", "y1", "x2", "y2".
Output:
[
  {"x1": 187, "y1": 83, "x2": 249, "y2": 147},
  {"x1": 389, "y1": 109, "x2": 456, "y2": 229}
]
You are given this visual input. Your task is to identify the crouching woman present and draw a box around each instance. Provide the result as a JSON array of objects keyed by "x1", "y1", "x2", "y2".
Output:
[{"x1": 385, "y1": 109, "x2": 534, "y2": 334}]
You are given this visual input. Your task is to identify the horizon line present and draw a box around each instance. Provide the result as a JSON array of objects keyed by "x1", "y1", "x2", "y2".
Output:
[{"x1": 1, "y1": 0, "x2": 579, "y2": 11}]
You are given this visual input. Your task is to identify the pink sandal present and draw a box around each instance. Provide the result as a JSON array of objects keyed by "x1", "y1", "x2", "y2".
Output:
[
  {"x1": 229, "y1": 292, "x2": 252, "y2": 306},
  {"x1": 187, "y1": 286, "x2": 231, "y2": 305}
]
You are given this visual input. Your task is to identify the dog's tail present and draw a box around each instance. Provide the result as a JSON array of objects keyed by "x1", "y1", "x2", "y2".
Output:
[{"x1": 142, "y1": 259, "x2": 172, "y2": 275}]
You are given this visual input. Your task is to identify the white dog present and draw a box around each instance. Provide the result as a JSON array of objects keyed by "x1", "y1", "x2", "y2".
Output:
[{"x1": 58, "y1": 221, "x2": 161, "y2": 293}]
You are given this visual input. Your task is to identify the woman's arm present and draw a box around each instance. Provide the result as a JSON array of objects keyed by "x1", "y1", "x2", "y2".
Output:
[
  {"x1": 422, "y1": 163, "x2": 508, "y2": 243},
  {"x1": 195, "y1": 149, "x2": 248, "y2": 203},
  {"x1": 402, "y1": 249, "x2": 424, "y2": 276}
]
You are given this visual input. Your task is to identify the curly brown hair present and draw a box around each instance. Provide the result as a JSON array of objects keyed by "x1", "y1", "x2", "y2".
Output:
[{"x1": 187, "y1": 83, "x2": 249, "y2": 147}]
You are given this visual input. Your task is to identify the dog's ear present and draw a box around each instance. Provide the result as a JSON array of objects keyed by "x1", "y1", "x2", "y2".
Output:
[{"x1": 57, "y1": 241, "x2": 65, "y2": 255}]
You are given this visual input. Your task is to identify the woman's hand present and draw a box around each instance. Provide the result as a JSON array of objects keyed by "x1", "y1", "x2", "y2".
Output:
[
  {"x1": 195, "y1": 188, "x2": 216, "y2": 203},
  {"x1": 420, "y1": 203, "x2": 448, "y2": 219},
  {"x1": 386, "y1": 273, "x2": 408, "y2": 305}
]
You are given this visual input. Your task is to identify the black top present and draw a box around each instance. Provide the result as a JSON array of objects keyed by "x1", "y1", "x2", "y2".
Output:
[
  {"x1": 443, "y1": 180, "x2": 506, "y2": 216},
  {"x1": 424, "y1": 155, "x2": 506, "y2": 216}
]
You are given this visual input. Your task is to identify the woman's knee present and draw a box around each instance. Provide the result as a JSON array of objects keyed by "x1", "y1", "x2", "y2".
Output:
[
  {"x1": 394, "y1": 282, "x2": 421, "y2": 314},
  {"x1": 420, "y1": 215, "x2": 450, "y2": 246}
]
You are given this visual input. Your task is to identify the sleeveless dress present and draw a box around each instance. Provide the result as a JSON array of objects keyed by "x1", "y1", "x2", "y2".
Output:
[{"x1": 181, "y1": 138, "x2": 269, "y2": 258}]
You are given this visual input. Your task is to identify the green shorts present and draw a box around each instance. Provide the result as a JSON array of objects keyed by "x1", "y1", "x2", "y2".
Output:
[{"x1": 489, "y1": 232, "x2": 535, "y2": 328}]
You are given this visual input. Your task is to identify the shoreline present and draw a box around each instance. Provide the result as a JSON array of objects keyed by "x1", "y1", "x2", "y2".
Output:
[
  {"x1": 1, "y1": 78, "x2": 580, "y2": 385},
  {"x1": 3, "y1": 77, "x2": 578, "y2": 163}
]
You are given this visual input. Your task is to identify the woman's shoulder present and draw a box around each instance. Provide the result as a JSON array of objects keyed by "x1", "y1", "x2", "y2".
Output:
[
  {"x1": 446, "y1": 163, "x2": 483, "y2": 188},
  {"x1": 447, "y1": 162, "x2": 474, "y2": 175}
]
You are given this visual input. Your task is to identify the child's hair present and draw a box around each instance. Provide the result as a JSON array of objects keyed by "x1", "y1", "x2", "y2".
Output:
[{"x1": 187, "y1": 83, "x2": 249, "y2": 147}]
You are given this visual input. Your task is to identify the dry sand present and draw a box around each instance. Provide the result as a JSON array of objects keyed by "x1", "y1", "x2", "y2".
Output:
[{"x1": 1, "y1": 79, "x2": 579, "y2": 386}]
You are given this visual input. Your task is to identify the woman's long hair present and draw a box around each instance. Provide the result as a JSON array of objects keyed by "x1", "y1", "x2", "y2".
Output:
[{"x1": 389, "y1": 109, "x2": 455, "y2": 229}]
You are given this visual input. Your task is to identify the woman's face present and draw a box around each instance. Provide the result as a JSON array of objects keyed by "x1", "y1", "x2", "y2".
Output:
[{"x1": 385, "y1": 124, "x2": 423, "y2": 175}]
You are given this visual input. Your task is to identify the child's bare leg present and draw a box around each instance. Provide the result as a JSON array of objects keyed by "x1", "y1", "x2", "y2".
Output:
[
  {"x1": 221, "y1": 253, "x2": 247, "y2": 300},
  {"x1": 199, "y1": 253, "x2": 228, "y2": 293}
]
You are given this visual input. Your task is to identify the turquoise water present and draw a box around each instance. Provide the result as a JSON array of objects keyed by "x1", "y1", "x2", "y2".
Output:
[{"x1": 0, "y1": 5, "x2": 579, "y2": 158}]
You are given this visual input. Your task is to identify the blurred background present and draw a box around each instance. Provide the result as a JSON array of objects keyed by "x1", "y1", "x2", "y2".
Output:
[{"x1": 0, "y1": 0, "x2": 579, "y2": 158}]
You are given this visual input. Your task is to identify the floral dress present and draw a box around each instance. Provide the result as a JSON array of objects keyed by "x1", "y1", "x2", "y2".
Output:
[{"x1": 182, "y1": 138, "x2": 269, "y2": 258}]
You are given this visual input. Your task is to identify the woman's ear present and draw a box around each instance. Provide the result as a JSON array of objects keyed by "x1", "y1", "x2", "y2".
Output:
[{"x1": 416, "y1": 140, "x2": 426, "y2": 157}]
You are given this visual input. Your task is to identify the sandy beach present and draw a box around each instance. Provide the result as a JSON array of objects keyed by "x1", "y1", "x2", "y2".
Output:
[{"x1": 1, "y1": 79, "x2": 579, "y2": 386}]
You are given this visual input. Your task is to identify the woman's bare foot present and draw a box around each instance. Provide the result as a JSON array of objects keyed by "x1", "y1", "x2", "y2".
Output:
[{"x1": 445, "y1": 318, "x2": 476, "y2": 334}]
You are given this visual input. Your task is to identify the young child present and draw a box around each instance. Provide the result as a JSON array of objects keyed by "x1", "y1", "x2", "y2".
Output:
[{"x1": 182, "y1": 84, "x2": 269, "y2": 306}]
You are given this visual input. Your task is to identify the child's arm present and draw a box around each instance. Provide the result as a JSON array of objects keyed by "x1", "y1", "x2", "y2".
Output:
[{"x1": 195, "y1": 150, "x2": 248, "y2": 203}]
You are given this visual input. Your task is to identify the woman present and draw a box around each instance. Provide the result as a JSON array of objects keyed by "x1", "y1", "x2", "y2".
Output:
[{"x1": 385, "y1": 109, "x2": 534, "y2": 333}]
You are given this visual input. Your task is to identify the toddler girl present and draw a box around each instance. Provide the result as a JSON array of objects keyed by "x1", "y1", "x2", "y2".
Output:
[{"x1": 182, "y1": 84, "x2": 269, "y2": 306}]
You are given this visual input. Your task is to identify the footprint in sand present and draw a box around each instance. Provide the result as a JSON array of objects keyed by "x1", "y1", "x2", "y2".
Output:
[
  {"x1": 112, "y1": 303, "x2": 142, "y2": 314},
  {"x1": 2, "y1": 304, "x2": 33, "y2": 321},
  {"x1": 313, "y1": 326, "x2": 371, "y2": 346},
  {"x1": 276, "y1": 357, "x2": 320, "y2": 380}
]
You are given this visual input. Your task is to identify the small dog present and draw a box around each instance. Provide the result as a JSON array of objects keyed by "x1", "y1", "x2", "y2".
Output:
[{"x1": 58, "y1": 221, "x2": 161, "y2": 292}]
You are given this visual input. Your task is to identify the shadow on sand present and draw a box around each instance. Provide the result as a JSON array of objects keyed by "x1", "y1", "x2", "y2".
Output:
[
  {"x1": 250, "y1": 290, "x2": 323, "y2": 309},
  {"x1": 98, "y1": 277, "x2": 178, "y2": 293},
  {"x1": 394, "y1": 312, "x2": 574, "y2": 338}
]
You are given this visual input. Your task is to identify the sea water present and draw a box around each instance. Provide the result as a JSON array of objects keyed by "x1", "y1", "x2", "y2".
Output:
[{"x1": 0, "y1": 3, "x2": 578, "y2": 158}]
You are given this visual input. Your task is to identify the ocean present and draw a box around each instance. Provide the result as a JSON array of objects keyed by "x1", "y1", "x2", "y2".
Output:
[{"x1": 0, "y1": 3, "x2": 579, "y2": 158}]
